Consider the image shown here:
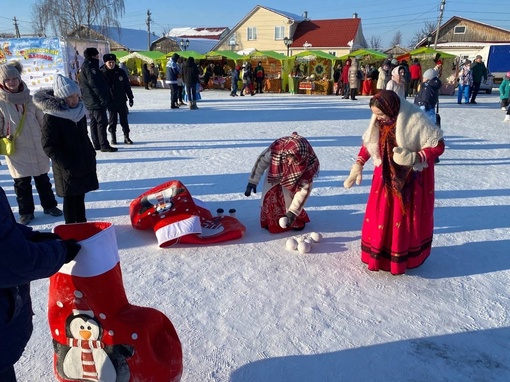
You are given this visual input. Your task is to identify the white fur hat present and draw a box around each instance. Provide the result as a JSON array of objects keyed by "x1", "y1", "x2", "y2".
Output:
[{"x1": 53, "y1": 74, "x2": 80, "y2": 99}]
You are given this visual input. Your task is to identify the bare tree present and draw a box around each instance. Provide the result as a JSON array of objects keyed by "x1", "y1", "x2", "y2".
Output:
[
  {"x1": 368, "y1": 35, "x2": 383, "y2": 51},
  {"x1": 390, "y1": 31, "x2": 403, "y2": 48},
  {"x1": 32, "y1": 0, "x2": 125, "y2": 38},
  {"x1": 408, "y1": 21, "x2": 436, "y2": 48},
  {"x1": 31, "y1": 2, "x2": 51, "y2": 36}
]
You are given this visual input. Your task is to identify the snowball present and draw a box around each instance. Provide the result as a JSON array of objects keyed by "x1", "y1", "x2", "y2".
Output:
[
  {"x1": 279, "y1": 216, "x2": 288, "y2": 229},
  {"x1": 286, "y1": 237, "x2": 298, "y2": 250},
  {"x1": 297, "y1": 242, "x2": 307, "y2": 254},
  {"x1": 296, "y1": 236, "x2": 305, "y2": 243},
  {"x1": 310, "y1": 232, "x2": 323, "y2": 243}
]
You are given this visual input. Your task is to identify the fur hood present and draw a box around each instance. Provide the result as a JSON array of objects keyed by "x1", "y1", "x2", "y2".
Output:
[
  {"x1": 33, "y1": 88, "x2": 67, "y2": 112},
  {"x1": 33, "y1": 88, "x2": 86, "y2": 122}
]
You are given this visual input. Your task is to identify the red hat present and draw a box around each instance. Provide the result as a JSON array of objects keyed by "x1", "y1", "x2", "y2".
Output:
[{"x1": 436, "y1": 60, "x2": 443, "y2": 65}]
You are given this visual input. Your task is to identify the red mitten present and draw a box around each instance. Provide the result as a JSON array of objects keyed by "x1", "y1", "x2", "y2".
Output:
[{"x1": 49, "y1": 222, "x2": 182, "y2": 382}]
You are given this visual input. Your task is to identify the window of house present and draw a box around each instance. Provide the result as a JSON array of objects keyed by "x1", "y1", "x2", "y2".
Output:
[
  {"x1": 247, "y1": 27, "x2": 257, "y2": 41},
  {"x1": 454, "y1": 26, "x2": 466, "y2": 34},
  {"x1": 275, "y1": 26, "x2": 285, "y2": 40}
]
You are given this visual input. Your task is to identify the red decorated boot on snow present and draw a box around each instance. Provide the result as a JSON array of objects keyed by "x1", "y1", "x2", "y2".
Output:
[
  {"x1": 48, "y1": 222, "x2": 182, "y2": 382},
  {"x1": 130, "y1": 180, "x2": 246, "y2": 247}
]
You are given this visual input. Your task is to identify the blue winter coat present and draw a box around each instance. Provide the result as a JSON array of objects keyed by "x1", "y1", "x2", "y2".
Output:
[{"x1": 0, "y1": 187, "x2": 67, "y2": 371}]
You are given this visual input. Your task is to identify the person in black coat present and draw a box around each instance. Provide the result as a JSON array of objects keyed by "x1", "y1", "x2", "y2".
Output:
[
  {"x1": 33, "y1": 75, "x2": 99, "y2": 224},
  {"x1": 142, "y1": 63, "x2": 151, "y2": 90},
  {"x1": 101, "y1": 53, "x2": 135, "y2": 144},
  {"x1": 78, "y1": 47, "x2": 117, "y2": 152},
  {"x1": 182, "y1": 57, "x2": 201, "y2": 110},
  {"x1": 0, "y1": 185, "x2": 80, "y2": 382}
]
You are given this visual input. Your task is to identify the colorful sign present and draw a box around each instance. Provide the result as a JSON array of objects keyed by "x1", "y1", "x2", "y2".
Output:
[{"x1": 0, "y1": 37, "x2": 109, "y2": 90}]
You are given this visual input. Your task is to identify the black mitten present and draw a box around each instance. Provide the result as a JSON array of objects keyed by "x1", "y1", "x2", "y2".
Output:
[
  {"x1": 244, "y1": 182, "x2": 257, "y2": 197},
  {"x1": 63, "y1": 239, "x2": 81, "y2": 263},
  {"x1": 129, "y1": 99, "x2": 134, "y2": 107},
  {"x1": 30, "y1": 231, "x2": 61, "y2": 242},
  {"x1": 285, "y1": 211, "x2": 296, "y2": 227}
]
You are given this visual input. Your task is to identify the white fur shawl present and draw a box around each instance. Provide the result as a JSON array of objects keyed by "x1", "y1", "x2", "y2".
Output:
[{"x1": 362, "y1": 97, "x2": 443, "y2": 171}]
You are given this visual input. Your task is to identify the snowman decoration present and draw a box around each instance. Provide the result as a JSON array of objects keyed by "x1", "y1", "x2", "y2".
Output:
[{"x1": 55, "y1": 309, "x2": 133, "y2": 382}]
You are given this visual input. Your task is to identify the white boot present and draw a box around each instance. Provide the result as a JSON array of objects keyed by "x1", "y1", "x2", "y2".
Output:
[{"x1": 504, "y1": 115, "x2": 510, "y2": 122}]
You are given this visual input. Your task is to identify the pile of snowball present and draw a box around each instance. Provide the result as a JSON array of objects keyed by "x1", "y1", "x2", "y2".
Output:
[{"x1": 285, "y1": 232, "x2": 323, "y2": 254}]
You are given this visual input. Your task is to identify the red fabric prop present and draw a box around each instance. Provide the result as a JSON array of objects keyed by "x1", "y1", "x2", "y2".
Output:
[
  {"x1": 130, "y1": 180, "x2": 246, "y2": 247},
  {"x1": 49, "y1": 222, "x2": 183, "y2": 382}
]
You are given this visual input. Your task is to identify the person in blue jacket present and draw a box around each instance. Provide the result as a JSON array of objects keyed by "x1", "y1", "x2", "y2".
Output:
[{"x1": 0, "y1": 186, "x2": 81, "y2": 381}]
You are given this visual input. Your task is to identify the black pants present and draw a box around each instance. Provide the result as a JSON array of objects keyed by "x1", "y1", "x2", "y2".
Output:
[
  {"x1": 470, "y1": 81, "x2": 481, "y2": 102},
  {"x1": 88, "y1": 108, "x2": 109, "y2": 149},
  {"x1": 0, "y1": 365, "x2": 16, "y2": 382},
  {"x1": 170, "y1": 84, "x2": 179, "y2": 106},
  {"x1": 256, "y1": 78, "x2": 264, "y2": 93},
  {"x1": 178, "y1": 85, "x2": 184, "y2": 103},
  {"x1": 350, "y1": 88, "x2": 358, "y2": 100},
  {"x1": 63, "y1": 194, "x2": 86, "y2": 224},
  {"x1": 14, "y1": 174, "x2": 57, "y2": 215},
  {"x1": 107, "y1": 104, "x2": 130, "y2": 137}
]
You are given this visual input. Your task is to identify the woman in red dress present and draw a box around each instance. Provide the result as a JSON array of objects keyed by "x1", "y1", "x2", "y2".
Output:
[
  {"x1": 344, "y1": 90, "x2": 444, "y2": 275},
  {"x1": 245, "y1": 132, "x2": 320, "y2": 233}
]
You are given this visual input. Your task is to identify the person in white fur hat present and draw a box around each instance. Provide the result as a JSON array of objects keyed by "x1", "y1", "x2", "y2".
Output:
[
  {"x1": 33, "y1": 74, "x2": 99, "y2": 224},
  {"x1": 0, "y1": 62, "x2": 62, "y2": 225}
]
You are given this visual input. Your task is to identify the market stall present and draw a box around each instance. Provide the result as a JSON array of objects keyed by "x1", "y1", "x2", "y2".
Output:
[
  {"x1": 118, "y1": 51, "x2": 167, "y2": 86},
  {"x1": 203, "y1": 50, "x2": 243, "y2": 90},
  {"x1": 397, "y1": 47, "x2": 457, "y2": 95},
  {"x1": 239, "y1": 50, "x2": 289, "y2": 93},
  {"x1": 338, "y1": 49, "x2": 388, "y2": 96},
  {"x1": 291, "y1": 50, "x2": 338, "y2": 94}
]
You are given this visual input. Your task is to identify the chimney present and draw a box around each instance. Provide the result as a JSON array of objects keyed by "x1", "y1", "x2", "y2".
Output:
[
  {"x1": 352, "y1": 13, "x2": 358, "y2": 18},
  {"x1": 302, "y1": 11, "x2": 309, "y2": 20}
]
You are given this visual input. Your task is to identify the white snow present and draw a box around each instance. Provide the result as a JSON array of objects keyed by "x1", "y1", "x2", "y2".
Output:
[{"x1": 4, "y1": 86, "x2": 510, "y2": 381}]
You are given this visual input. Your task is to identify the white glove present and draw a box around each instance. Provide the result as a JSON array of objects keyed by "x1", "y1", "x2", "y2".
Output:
[
  {"x1": 344, "y1": 163, "x2": 363, "y2": 188},
  {"x1": 393, "y1": 147, "x2": 417, "y2": 166}
]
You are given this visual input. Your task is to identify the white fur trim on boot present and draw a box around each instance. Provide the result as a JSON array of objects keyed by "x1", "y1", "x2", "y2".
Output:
[
  {"x1": 57, "y1": 222, "x2": 120, "y2": 277},
  {"x1": 505, "y1": 115, "x2": 510, "y2": 122},
  {"x1": 155, "y1": 215, "x2": 202, "y2": 247}
]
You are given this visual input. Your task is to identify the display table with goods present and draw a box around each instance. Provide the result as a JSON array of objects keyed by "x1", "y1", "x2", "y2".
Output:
[
  {"x1": 298, "y1": 80, "x2": 333, "y2": 95},
  {"x1": 208, "y1": 76, "x2": 231, "y2": 90},
  {"x1": 264, "y1": 78, "x2": 282, "y2": 93}
]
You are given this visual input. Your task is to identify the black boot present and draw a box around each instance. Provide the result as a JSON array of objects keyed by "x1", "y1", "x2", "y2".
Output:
[
  {"x1": 111, "y1": 134, "x2": 117, "y2": 145},
  {"x1": 124, "y1": 135, "x2": 133, "y2": 144}
]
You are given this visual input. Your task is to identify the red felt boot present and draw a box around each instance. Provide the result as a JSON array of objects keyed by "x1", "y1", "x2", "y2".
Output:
[{"x1": 48, "y1": 222, "x2": 183, "y2": 382}]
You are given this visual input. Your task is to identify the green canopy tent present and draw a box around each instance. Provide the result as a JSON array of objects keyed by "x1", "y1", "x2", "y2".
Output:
[
  {"x1": 118, "y1": 51, "x2": 167, "y2": 76},
  {"x1": 397, "y1": 47, "x2": 458, "y2": 95},
  {"x1": 291, "y1": 50, "x2": 339, "y2": 79},
  {"x1": 166, "y1": 50, "x2": 206, "y2": 60},
  {"x1": 396, "y1": 47, "x2": 456, "y2": 61},
  {"x1": 338, "y1": 49, "x2": 387, "y2": 63},
  {"x1": 205, "y1": 50, "x2": 243, "y2": 62},
  {"x1": 110, "y1": 50, "x2": 131, "y2": 61},
  {"x1": 204, "y1": 50, "x2": 244, "y2": 73},
  {"x1": 240, "y1": 50, "x2": 291, "y2": 92}
]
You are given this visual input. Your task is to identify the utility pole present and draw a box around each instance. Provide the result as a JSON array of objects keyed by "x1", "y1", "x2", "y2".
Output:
[
  {"x1": 434, "y1": 0, "x2": 446, "y2": 49},
  {"x1": 146, "y1": 10, "x2": 152, "y2": 51},
  {"x1": 13, "y1": 17, "x2": 21, "y2": 38}
]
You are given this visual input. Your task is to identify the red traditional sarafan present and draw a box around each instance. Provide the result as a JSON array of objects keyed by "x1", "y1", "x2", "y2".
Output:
[{"x1": 356, "y1": 90, "x2": 445, "y2": 275}]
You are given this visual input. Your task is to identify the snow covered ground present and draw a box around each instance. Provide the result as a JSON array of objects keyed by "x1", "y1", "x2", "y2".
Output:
[{"x1": 4, "y1": 86, "x2": 510, "y2": 381}]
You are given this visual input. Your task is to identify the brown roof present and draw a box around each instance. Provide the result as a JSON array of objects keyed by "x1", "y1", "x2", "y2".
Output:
[{"x1": 291, "y1": 18, "x2": 361, "y2": 48}]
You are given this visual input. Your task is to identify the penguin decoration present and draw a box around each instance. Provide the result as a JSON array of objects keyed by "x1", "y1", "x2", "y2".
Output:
[{"x1": 54, "y1": 307, "x2": 134, "y2": 382}]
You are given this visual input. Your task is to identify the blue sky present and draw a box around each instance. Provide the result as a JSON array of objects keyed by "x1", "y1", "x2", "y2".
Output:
[{"x1": 2, "y1": 0, "x2": 509, "y2": 48}]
